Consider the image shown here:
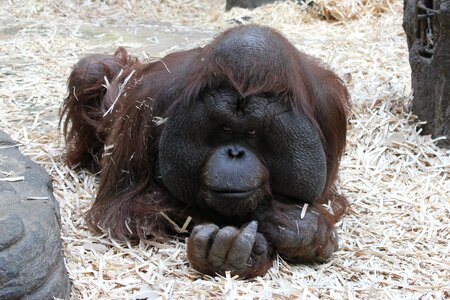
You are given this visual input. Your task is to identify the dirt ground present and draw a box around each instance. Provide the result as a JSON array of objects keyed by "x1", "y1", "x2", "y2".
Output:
[{"x1": 0, "y1": 0, "x2": 449, "y2": 299}]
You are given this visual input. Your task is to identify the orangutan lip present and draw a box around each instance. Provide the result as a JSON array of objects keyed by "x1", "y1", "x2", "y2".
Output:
[{"x1": 210, "y1": 189, "x2": 256, "y2": 200}]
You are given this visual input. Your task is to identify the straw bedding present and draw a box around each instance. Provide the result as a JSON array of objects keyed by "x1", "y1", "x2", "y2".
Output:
[{"x1": 0, "y1": 0, "x2": 449, "y2": 299}]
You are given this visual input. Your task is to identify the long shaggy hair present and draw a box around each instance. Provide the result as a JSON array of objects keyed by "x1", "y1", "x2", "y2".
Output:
[{"x1": 61, "y1": 25, "x2": 350, "y2": 241}]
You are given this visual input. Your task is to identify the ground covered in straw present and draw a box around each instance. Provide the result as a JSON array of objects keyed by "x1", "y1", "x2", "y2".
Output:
[{"x1": 0, "y1": 0, "x2": 449, "y2": 299}]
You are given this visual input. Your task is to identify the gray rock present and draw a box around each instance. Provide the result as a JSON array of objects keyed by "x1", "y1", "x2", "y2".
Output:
[
  {"x1": 225, "y1": 0, "x2": 313, "y2": 12},
  {"x1": 0, "y1": 130, "x2": 70, "y2": 300},
  {"x1": 226, "y1": 0, "x2": 280, "y2": 10}
]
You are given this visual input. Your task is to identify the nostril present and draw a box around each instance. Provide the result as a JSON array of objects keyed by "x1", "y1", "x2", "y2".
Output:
[{"x1": 227, "y1": 146, "x2": 245, "y2": 158}]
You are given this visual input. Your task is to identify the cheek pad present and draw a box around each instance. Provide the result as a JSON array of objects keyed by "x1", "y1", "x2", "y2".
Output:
[
  {"x1": 264, "y1": 112, "x2": 327, "y2": 202},
  {"x1": 159, "y1": 103, "x2": 210, "y2": 203}
]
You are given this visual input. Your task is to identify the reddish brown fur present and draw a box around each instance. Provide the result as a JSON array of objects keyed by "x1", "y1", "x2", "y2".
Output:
[{"x1": 61, "y1": 26, "x2": 350, "y2": 260}]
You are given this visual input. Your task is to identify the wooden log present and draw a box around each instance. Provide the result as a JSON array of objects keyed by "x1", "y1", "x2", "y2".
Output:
[{"x1": 403, "y1": 0, "x2": 450, "y2": 148}]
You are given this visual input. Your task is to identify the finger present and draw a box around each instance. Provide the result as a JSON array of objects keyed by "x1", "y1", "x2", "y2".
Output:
[
  {"x1": 317, "y1": 229, "x2": 339, "y2": 262},
  {"x1": 226, "y1": 221, "x2": 258, "y2": 272},
  {"x1": 189, "y1": 224, "x2": 219, "y2": 261},
  {"x1": 252, "y1": 232, "x2": 270, "y2": 256},
  {"x1": 208, "y1": 226, "x2": 239, "y2": 268}
]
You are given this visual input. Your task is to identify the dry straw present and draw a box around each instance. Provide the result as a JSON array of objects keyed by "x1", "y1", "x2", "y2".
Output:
[{"x1": 0, "y1": 0, "x2": 449, "y2": 299}]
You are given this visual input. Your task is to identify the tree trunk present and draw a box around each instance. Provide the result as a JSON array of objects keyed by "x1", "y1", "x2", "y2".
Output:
[{"x1": 403, "y1": 0, "x2": 450, "y2": 148}]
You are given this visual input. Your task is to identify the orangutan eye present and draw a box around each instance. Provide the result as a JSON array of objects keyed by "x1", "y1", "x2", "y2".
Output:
[{"x1": 222, "y1": 126, "x2": 232, "y2": 133}]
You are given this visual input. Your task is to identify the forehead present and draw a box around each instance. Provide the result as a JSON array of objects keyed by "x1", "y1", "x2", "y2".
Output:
[
  {"x1": 205, "y1": 26, "x2": 293, "y2": 99},
  {"x1": 202, "y1": 88, "x2": 290, "y2": 124},
  {"x1": 211, "y1": 27, "x2": 285, "y2": 67}
]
